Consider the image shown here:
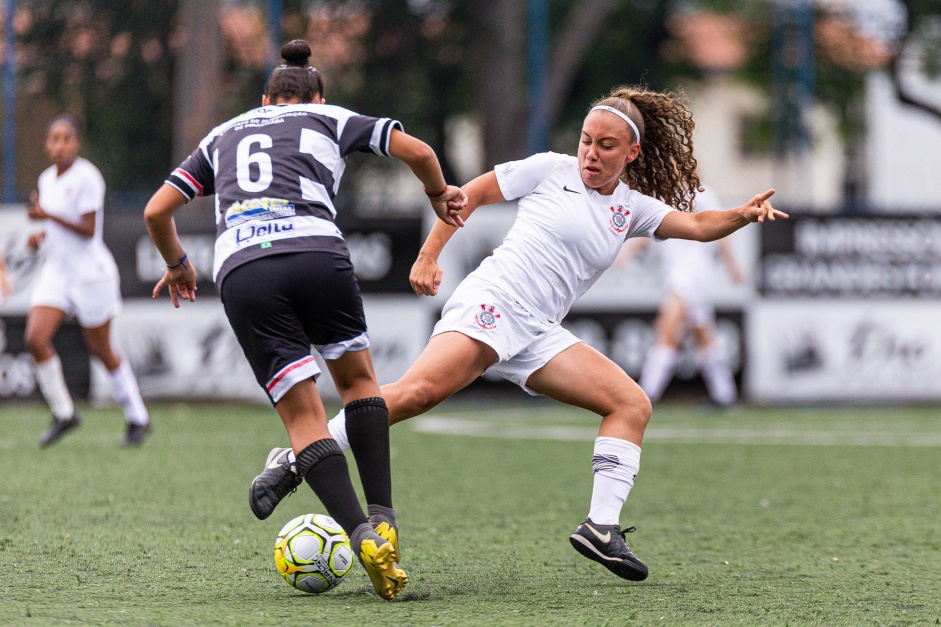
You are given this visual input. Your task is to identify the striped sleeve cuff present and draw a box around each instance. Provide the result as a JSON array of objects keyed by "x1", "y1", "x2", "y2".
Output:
[
  {"x1": 371, "y1": 119, "x2": 403, "y2": 156},
  {"x1": 166, "y1": 168, "x2": 204, "y2": 201}
]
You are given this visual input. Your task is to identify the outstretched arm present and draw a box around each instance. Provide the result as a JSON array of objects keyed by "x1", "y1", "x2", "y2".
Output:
[
  {"x1": 388, "y1": 129, "x2": 467, "y2": 227},
  {"x1": 409, "y1": 171, "x2": 505, "y2": 296},
  {"x1": 143, "y1": 184, "x2": 198, "y2": 308},
  {"x1": 655, "y1": 189, "x2": 787, "y2": 242}
]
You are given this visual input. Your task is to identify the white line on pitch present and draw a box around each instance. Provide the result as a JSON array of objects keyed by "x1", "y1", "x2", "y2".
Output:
[{"x1": 409, "y1": 416, "x2": 941, "y2": 447}]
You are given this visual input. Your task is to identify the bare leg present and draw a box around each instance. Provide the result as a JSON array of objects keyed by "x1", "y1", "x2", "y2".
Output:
[
  {"x1": 526, "y1": 342, "x2": 650, "y2": 445},
  {"x1": 26, "y1": 306, "x2": 78, "y2": 428},
  {"x1": 25, "y1": 306, "x2": 67, "y2": 363},
  {"x1": 83, "y1": 320, "x2": 150, "y2": 430},
  {"x1": 274, "y1": 379, "x2": 331, "y2": 454},
  {"x1": 81, "y1": 320, "x2": 121, "y2": 371},
  {"x1": 380, "y1": 331, "x2": 497, "y2": 425},
  {"x1": 638, "y1": 293, "x2": 687, "y2": 402},
  {"x1": 528, "y1": 343, "x2": 649, "y2": 554}
]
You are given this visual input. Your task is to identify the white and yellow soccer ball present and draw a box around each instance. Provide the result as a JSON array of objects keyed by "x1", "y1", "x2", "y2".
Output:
[{"x1": 273, "y1": 513, "x2": 354, "y2": 593}]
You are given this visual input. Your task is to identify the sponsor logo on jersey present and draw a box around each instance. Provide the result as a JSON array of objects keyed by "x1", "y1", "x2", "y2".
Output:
[
  {"x1": 235, "y1": 221, "x2": 295, "y2": 245},
  {"x1": 225, "y1": 197, "x2": 296, "y2": 227},
  {"x1": 474, "y1": 304, "x2": 501, "y2": 330},
  {"x1": 609, "y1": 205, "x2": 631, "y2": 233}
]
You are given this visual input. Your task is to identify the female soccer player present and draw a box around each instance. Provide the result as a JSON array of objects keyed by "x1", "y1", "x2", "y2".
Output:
[
  {"x1": 25, "y1": 113, "x2": 151, "y2": 448},
  {"x1": 617, "y1": 186, "x2": 744, "y2": 406},
  {"x1": 255, "y1": 84, "x2": 786, "y2": 583},
  {"x1": 144, "y1": 40, "x2": 464, "y2": 600}
]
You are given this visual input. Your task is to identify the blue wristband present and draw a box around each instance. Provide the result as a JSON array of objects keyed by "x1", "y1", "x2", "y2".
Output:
[{"x1": 167, "y1": 253, "x2": 188, "y2": 269}]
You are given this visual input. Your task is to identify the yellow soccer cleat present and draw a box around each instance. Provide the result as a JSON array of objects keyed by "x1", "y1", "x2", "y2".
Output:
[
  {"x1": 358, "y1": 537, "x2": 407, "y2": 600},
  {"x1": 371, "y1": 520, "x2": 400, "y2": 564}
]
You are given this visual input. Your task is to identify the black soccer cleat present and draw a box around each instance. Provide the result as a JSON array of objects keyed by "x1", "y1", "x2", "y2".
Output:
[
  {"x1": 249, "y1": 447, "x2": 303, "y2": 520},
  {"x1": 38, "y1": 413, "x2": 82, "y2": 448},
  {"x1": 569, "y1": 518, "x2": 649, "y2": 581},
  {"x1": 120, "y1": 423, "x2": 152, "y2": 447}
]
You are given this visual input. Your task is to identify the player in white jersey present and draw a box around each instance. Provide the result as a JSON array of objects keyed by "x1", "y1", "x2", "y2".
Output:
[
  {"x1": 144, "y1": 40, "x2": 465, "y2": 600},
  {"x1": 255, "y1": 85, "x2": 786, "y2": 582},
  {"x1": 24, "y1": 114, "x2": 151, "y2": 448},
  {"x1": 616, "y1": 186, "x2": 744, "y2": 406}
]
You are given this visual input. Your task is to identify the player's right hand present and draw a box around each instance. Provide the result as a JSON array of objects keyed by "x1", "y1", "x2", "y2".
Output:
[
  {"x1": 153, "y1": 261, "x2": 198, "y2": 308},
  {"x1": 409, "y1": 253, "x2": 442, "y2": 296}
]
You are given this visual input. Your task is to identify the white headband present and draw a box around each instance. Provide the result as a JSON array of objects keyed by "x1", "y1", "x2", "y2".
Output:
[{"x1": 590, "y1": 105, "x2": 641, "y2": 143}]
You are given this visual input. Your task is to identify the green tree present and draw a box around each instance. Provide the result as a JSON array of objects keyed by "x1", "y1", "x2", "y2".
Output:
[{"x1": 18, "y1": 0, "x2": 178, "y2": 193}]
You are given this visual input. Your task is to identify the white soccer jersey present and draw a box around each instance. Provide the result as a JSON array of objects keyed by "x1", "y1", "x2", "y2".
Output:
[
  {"x1": 660, "y1": 186, "x2": 724, "y2": 294},
  {"x1": 36, "y1": 157, "x2": 118, "y2": 281},
  {"x1": 472, "y1": 152, "x2": 674, "y2": 323}
]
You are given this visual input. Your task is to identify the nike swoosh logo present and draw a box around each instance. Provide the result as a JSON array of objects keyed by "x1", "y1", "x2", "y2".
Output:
[
  {"x1": 585, "y1": 523, "x2": 611, "y2": 543},
  {"x1": 563, "y1": 185, "x2": 581, "y2": 194}
]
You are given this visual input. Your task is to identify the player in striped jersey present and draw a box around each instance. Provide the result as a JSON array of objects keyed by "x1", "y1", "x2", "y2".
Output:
[{"x1": 144, "y1": 40, "x2": 465, "y2": 600}]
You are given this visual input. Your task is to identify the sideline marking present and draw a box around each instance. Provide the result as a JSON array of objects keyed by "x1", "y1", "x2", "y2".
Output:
[{"x1": 409, "y1": 416, "x2": 941, "y2": 447}]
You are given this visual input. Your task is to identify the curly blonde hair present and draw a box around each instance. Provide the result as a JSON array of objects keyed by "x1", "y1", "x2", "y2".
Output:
[{"x1": 590, "y1": 86, "x2": 701, "y2": 212}]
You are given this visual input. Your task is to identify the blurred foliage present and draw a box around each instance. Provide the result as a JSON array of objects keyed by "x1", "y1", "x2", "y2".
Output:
[
  {"x1": 17, "y1": 0, "x2": 177, "y2": 193},
  {"x1": 10, "y1": 0, "x2": 940, "y2": 193}
]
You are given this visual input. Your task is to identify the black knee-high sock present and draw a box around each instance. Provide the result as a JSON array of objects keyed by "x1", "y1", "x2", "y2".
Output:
[
  {"x1": 344, "y1": 397, "x2": 393, "y2": 509},
  {"x1": 296, "y1": 438, "x2": 367, "y2": 535}
]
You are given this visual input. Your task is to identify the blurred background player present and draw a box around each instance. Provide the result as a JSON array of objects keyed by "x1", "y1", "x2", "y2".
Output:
[
  {"x1": 256, "y1": 85, "x2": 786, "y2": 583},
  {"x1": 24, "y1": 113, "x2": 151, "y2": 448},
  {"x1": 144, "y1": 40, "x2": 465, "y2": 600},
  {"x1": 616, "y1": 186, "x2": 743, "y2": 406}
]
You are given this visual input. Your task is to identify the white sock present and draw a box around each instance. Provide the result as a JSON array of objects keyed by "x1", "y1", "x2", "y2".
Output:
[
  {"x1": 700, "y1": 343, "x2": 737, "y2": 406},
  {"x1": 587, "y1": 437, "x2": 641, "y2": 526},
  {"x1": 34, "y1": 355, "x2": 75, "y2": 420},
  {"x1": 109, "y1": 360, "x2": 149, "y2": 425},
  {"x1": 327, "y1": 408, "x2": 350, "y2": 451},
  {"x1": 639, "y1": 343, "x2": 678, "y2": 402}
]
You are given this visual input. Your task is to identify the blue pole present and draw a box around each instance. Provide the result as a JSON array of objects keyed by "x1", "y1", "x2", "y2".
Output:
[
  {"x1": 2, "y1": 0, "x2": 16, "y2": 203},
  {"x1": 526, "y1": 0, "x2": 549, "y2": 155},
  {"x1": 267, "y1": 0, "x2": 283, "y2": 74},
  {"x1": 794, "y1": 0, "x2": 815, "y2": 151}
]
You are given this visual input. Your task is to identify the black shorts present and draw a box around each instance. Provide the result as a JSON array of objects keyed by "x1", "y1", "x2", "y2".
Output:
[{"x1": 220, "y1": 251, "x2": 369, "y2": 403}]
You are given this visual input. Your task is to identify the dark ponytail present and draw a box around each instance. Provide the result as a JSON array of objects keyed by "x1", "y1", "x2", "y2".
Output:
[{"x1": 264, "y1": 39, "x2": 325, "y2": 103}]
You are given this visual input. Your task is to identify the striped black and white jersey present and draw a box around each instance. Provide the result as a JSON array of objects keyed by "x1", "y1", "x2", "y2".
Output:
[{"x1": 166, "y1": 103, "x2": 402, "y2": 287}]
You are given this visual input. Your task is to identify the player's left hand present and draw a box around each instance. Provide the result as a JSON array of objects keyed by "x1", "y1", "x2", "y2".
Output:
[
  {"x1": 743, "y1": 189, "x2": 788, "y2": 223},
  {"x1": 153, "y1": 260, "x2": 198, "y2": 308},
  {"x1": 25, "y1": 191, "x2": 47, "y2": 220}
]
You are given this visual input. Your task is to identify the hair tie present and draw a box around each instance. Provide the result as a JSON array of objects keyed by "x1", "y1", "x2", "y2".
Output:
[{"x1": 590, "y1": 105, "x2": 641, "y2": 143}]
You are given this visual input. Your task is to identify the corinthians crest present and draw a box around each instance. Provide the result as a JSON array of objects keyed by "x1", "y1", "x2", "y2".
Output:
[
  {"x1": 474, "y1": 304, "x2": 501, "y2": 330},
  {"x1": 609, "y1": 205, "x2": 630, "y2": 233}
]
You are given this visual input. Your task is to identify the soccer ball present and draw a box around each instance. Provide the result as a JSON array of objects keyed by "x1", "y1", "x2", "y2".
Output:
[{"x1": 273, "y1": 513, "x2": 354, "y2": 593}]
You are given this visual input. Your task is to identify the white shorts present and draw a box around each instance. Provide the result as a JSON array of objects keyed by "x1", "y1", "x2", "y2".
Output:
[
  {"x1": 30, "y1": 262, "x2": 123, "y2": 328},
  {"x1": 432, "y1": 276, "x2": 582, "y2": 395}
]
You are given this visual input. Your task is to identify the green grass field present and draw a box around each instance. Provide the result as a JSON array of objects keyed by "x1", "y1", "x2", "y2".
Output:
[{"x1": 1, "y1": 398, "x2": 940, "y2": 625}]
